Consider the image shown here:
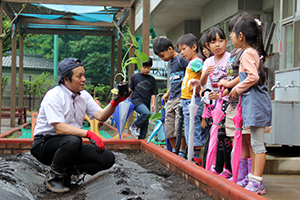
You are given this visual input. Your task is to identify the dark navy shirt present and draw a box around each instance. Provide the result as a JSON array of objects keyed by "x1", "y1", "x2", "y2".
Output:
[
  {"x1": 168, "y1": 54, "x2": 189, "y2": 100},
  {"x1": 129, "y1": 73, "x2": 158, "y2": 108}
]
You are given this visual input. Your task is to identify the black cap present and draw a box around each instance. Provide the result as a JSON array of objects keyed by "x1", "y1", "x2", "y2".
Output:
[{"x1": 55, "y1": 58, "x2": 87, "y2": 84}]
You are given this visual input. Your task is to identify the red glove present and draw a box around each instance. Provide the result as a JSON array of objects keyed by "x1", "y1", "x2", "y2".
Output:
[
  {"x1": 110, "y1": 81, "x2": 131, "y2": 107},
  {"x1": 110, "y1": 93, "x2": 130, "y2": 107},
  {"x1": 86, "y1": 130, "x2": 105, "y2": 153}
]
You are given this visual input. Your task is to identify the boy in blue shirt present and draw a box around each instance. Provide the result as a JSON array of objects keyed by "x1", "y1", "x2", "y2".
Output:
[
  {"x1": 153, "y1": 37, "x2": 189, "y2": 158},
  {"x1": 129, "y1": 57, "x2": 158, "y2": 139}
]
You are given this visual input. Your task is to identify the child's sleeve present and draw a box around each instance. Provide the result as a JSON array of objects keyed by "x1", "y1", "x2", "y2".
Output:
[
  {"x1": 179, "y1": 56, "x2": 189, "y2": 68},
  {"x1": 202, "y1": 57, "x2": 210, "y2": 71},
  {"x1": 235, "y1": 51, "x2": 260, "y2": 95},
  {"x1": 151, "y1": 76, "x2": 158, "y2": 95},
  {"x1": 190, "y1": 59, "x2": 203, "y2": 73}
]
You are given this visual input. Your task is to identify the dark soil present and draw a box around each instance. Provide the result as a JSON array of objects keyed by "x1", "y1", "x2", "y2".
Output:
[
  {"x1": 121, "y1": 150, "x2": 212, "y2": 200},
  {"x1": 0, "y1": 125, "x2": 213, "y2": 200},
  {"x1": 0, "y1": 150, "x2": 213, "y2": 200}
]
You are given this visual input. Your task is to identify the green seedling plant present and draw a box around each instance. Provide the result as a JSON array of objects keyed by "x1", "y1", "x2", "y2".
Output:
[
  {"x1": 104, "y1": 1, "x2": 148, "y2": 94},
  {"x1": 114, "y1": 32, "x2": 148, "y2": 83}
]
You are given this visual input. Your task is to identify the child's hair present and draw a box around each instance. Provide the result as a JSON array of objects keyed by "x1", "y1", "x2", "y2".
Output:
[
  {"x1": 143, "y1": 56, "x2": 153, "y2": 67},
  {"x1": 206, "y1": 26, "x2": 226, "y2": 45},
  {"x1": 228, "y1": 14, "x2": 242, "y2": 32},
  {"x1": 153, "y1": 37, "x2": 174, "y2": 55},
  {"x1": 177, "y1": 33, "x2": 199, "y2": 53},
  {"x1": 233, "y1": 16, "x2": 268, "y2": 85},
  {"x1": 228, "y1": 12, "x2": 251, "y2": 32},
  {"x1": 198, "y1": 34, "x2": 213, "y2": 61}
]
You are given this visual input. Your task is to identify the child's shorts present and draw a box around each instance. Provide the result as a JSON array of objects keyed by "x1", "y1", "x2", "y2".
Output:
[
  {"x1": 225, "y1": 104, "x2": 251, "y2": 137},
  {"x1": 182, "y1": 97, "x2": 204, "y2": 146},
  {"x1": 165, "y1": 98, "x2": 184, "y2": 138}
]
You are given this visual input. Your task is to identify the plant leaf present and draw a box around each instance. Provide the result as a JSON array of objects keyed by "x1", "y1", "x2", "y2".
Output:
[
  {"x1": 128, "y1": 57, "x2": 138, "y2": 64},
  {"x1": 129, "y1": 31, "x2": 139, "y2": 48},
  {"x1": 141, "y1": 52, "x2": 148, "y2": 62},
  {"x1": 134, "y1": 49, "x2": 141, "y2": 57},
  {"x1": 134, "y1": 49, "x2": 142, "y2": 69},
  {"x1": 136, "y1": 56, "x2": 143, "y2": 69},
  {"x1": 149, "y1": 112, "x2": 161, "y2": 120}
]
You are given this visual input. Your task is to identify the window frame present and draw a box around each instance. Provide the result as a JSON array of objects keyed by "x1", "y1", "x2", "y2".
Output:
[{"x1": 280, "y1": 0, "x2": 300, "y2": 69}]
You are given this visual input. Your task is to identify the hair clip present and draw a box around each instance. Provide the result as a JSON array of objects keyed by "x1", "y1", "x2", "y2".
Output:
[
  {"x1": 255, "y1": 18, "x2": 262, "y2": 26},
  {"x1": 260, "y1": 55, "x2": 264, "y2": 60}
]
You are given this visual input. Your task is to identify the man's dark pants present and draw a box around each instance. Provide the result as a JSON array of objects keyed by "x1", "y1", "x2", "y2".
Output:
[{"x1": 31, "y1": 135, "x2": 115, "y2": 175}]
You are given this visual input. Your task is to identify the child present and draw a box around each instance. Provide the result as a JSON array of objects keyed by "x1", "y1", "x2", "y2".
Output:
[
  {"x1": 198, "y1": 34, "x2": 214, "y2": 168},
  {"x1": 197, "y1": 27, "x2": 232, "y2": 178},
  {"x1": 153, "y1": 37, "x2": 189, "y2": 158},
  {"x1": 129, "y1": 56, "x2": 158, "y2": 139},
  {"x1": 177, "y1": 33, "x2": 204, "y2": 161},
  {"x1": 229, "y1": 15, "x2": 271, "y2": 195},
  {"x1": 218, "y1": 13, "x2": 252, "y2": 183},
  {"x1": 198, "y1": 34, "x2": 213, "y2": 60}
]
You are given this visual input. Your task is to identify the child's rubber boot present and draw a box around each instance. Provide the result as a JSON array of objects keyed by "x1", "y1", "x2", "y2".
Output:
[
  {"x1": 237, "y1": 158, "x2": 252, "y2": 187},
  {"x1": 229, "y1": 157, "x2": 248, "y2": 182}
]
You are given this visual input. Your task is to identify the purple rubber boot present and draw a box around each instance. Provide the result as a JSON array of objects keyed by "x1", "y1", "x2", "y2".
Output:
[
  {"x1": 237, "y1": 158, "x2": 252, "y2": 187},
  {"x1": 229, "y1": 157, "x2": 248, "y2": 182}
]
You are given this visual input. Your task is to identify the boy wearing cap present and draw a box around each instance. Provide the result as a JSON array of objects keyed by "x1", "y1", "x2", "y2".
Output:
[{"x1": 30, "y1": 58, "x2": 130, "y2": 193}]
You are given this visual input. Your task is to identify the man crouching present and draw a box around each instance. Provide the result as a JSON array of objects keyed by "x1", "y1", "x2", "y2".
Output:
[{"x1": 31, "y1": 58, "x2": 130, "y2": 192}]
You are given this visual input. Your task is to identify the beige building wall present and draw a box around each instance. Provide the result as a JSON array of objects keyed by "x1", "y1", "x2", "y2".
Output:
[
  {"x1": 167, "y1": 20, "x2": 201, "y2": 46},
  {"x1": 167, "y1": 21, "x2": 185, "y2": 46},
  {"x1": 201, "y1": 0, "x2": 238, "y2": 32}
]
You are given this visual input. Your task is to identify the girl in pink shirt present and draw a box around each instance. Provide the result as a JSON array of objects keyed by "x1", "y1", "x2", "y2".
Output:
[{"x1": 199, "y1": 27, "x2": 233, "y2": 179}]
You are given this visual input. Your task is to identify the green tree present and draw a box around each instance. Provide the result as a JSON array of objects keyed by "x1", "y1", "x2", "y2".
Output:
[
  {"x1": 68, "y1": 36, "x2": 112, "y2": 84},
  {"x1": 1, "y1": 75, "x2": 9, "y2": 98},
  {"x1": 84, "y1": 83, "x2": 111, "y2": 105},
  {"x1": 2, "y1": 13, "x2": 39, "y2": 55},
  {"x1": 23, "y1": 23, "x2": 133, "y2": 86},
  {"x1": 23, "y1": 72, "x2": 53, "y2": 110}
]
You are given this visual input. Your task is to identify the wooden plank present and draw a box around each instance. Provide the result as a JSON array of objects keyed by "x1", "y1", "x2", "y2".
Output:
[
  {"x1": 1, "y1": 107, "x2": 25, "y2": 111},
  {"x1": 116, "y1": 26, "x2": 122, "y2": 83},
  {"x1": 127, "y1": 5, "x2": 135, "y2": 134},
  {"x1": 142, "y1": 0, "x2": 150, "y2": 56},
  {"x1": 110, "y1": 35, "x2": 115, "y2": 89},
  {"x1": 118, "y1": 8, "x2": 130, "y2": 27},
  {"x1": 23, "y1": 28, "x2": 114, "y2": 36},
  {"x1": 1, "y1": 113, "x2": 23, "y2": 117},
  {"x1": 18, "y1": 32, "x2": 24, "y2": 108},
  {"x1": 0, "y1": 0, "x2": 3, "y2": 132},
  {"x1": 17, "y1": 17, "x2": 115, "y2": 27},
  {"x1": 130, "y1": 0, "x2": 140, "y2": 7},
  {"x1": 3, "y1": 0, "x2": 133, "y2": 7},
  {"x1": 1, "y1": 107, "x2": 27, "y2": 125},
  {"x1": 10, "y1": 25, "x2": 16, "y2": 127}
]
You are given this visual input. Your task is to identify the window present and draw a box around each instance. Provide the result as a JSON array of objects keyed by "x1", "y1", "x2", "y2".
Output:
[
  {"x1": 283, "y1": 23, "x2": 294, "y2": 69},
  {"x1": 294, "y1": 20, "x2": 300, "y2": 67},
  {"x1": 283, "y1": 0, "x2": 294, "y2": 19},
  {"x1": 297, "y1": 0, "x2": 300, "y2": 12},
  {"x1": 280, "y1": 0, "x2": 300, "y2": 69}
]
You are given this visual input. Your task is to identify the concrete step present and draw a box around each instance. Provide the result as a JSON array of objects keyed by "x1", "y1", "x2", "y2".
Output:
[{"x1": 265, "y1": 154, "x2": 300, "y2": 174}]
